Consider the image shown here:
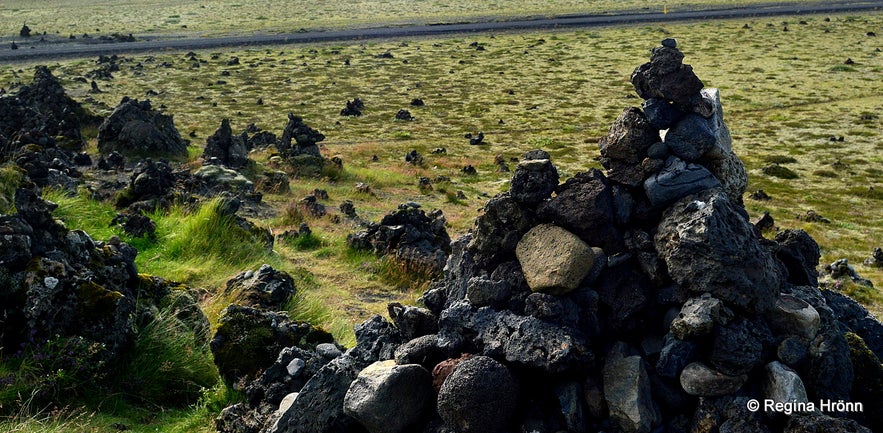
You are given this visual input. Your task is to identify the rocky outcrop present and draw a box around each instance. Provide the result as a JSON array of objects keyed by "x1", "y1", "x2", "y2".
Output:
[
  {"x1": 97, "y1": 97, "x2": 188, "y2": 157},
  {"x1": 0, "y1": 182, "x2": 208, "y2": 406}
]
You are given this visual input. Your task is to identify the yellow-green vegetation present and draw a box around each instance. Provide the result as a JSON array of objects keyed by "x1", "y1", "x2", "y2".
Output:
[
  {"x1": 2, "y1": 0, "x2": 817, "y2": 37},
  {"x1": 1, "y1": 8, "x2": 882, "y2": 432}
]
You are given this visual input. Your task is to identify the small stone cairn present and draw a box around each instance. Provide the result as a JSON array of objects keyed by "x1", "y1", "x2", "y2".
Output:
[{"x1": 217, "y1": 39, "x2": 883, "y2": 433}]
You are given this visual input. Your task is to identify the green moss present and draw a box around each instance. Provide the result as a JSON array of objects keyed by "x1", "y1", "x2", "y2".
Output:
[
  {"x1": 77, "y1": 281, "x2": 123, "y2": 318},
  {"x1": 845, "y1": 332, "x2": 883, "y2": 430},
  {"x1": 0, "y1": 164, "x2": 25, "y2": 214}
]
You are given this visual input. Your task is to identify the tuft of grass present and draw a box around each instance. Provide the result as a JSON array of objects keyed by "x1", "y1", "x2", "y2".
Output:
[
  {"x1": 136, "y1": 198, "x2": 275, "y2": 283},
  {"x1": 114, "y1": 306, "x2": 219, "y2": 406},
  {"x1": 0, "y1": 164, "x2": 24, "y2": 215}
]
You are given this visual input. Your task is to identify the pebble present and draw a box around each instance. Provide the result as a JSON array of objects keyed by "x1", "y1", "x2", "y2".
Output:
[{"x1": 662, "y1": 38, "x2": 677, "y2": 48}]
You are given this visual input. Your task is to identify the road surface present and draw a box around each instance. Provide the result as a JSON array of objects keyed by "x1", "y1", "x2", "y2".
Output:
[{"x1": 2, "y1": 1, "x2": 882, "y2": 62}]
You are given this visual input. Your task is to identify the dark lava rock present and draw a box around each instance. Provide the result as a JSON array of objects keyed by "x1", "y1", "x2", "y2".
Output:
[
  {"x1": 97, "y1": 97, "x2": 188, "y2": 157},
  {"x1": 466, "y1": 192, "x2": 536, "y2": 268},
  {"x1": 631, "y1": 44, "x2": 704, "y2": 108},
  {"x1": 823, "y1": 290, "x2": 883, "y2": 359},
  {"x1": 599, "y1": 107, "x2": 660, "y2": 186},
  {"x1": 110, "y1": 212, "x2": 156, "y2": 239},
  {"x1": 343, "y1": 360, "x2": 433, "y2": 433},
  {"x1": 773, "y1": 229, "x2": 821, "y2": 287},
  {"x1": 509, "y1": 157, "x2": 558, "y2": 205},
  {"x1": 347, "y1": 205, "x2": 450, "y2": 277},
  {"x1": 642, "y1": 98, "x2": 683, "y2": 130},
  {"x1": 277, "y1": 113, "x2": 324, "y2": 158},
  {"x1": 0, "y1": 66, "x2": 93, "y2": 151},
  {"x1": 210, "y1": 304, "x2": 334, "y2": 382},
  {"x1": 224, "y1": 264, "x2": 297, "y2": 310},
  {"x1": 437, "y1": 301, "x2": 592, "y2": 373},
  {"x1": 202, "y1": 118, "x2": 249, "y2": 168},
  {"x1": 437, "y1": 355, "x2": 518, "y2": 433},
  {"x1": 538, "y1": 168, "x2": 624, "y2": 253},
  {"x1": 655, "y1": 189, "x2": 781, "y2": 314}
]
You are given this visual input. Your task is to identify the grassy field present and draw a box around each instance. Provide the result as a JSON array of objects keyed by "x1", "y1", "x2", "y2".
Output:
[
  {"x1": 2, "y1": 0, "x2": 822, "y2": 37},
  {"x1": 1, "y1": 8, "x2": 882, "y2": 433}
]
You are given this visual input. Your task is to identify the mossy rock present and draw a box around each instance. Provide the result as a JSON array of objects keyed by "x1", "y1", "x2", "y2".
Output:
[
  {"x1": 761, "y1": 163, "x2": 799, "y2": 179},
  {"x1": 845, "y1": 332, "x2": 883, "y2": 430},
  {"x1": 77, "y1": 281, "x2": 124, "y2": 318},
  {"x1": 210, "y1": 304, "x2": 334, "y2": 382}
]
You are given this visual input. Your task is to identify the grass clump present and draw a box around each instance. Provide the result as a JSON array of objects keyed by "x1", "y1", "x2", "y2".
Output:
[
  {"x1": 0, "y1": 164, "x2": 24, "y2": 214},
  {"x1": 114, "y1": 306, "x2": 219, "y2": 406}
]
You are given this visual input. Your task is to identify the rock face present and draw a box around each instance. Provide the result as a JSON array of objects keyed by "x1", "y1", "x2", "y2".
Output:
[
  {"x1": 97, "y1": 97, "x2": 188, "y2": 157},
  {"x1": 214, "y1": 39, "x2": 881, "y2": 433},
  {"x1": 655, "y1": 189, "x2": 781, "y2": 314}
]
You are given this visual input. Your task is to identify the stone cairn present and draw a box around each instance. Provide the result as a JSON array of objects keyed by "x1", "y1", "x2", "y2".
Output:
[{"x1": 216, "y1": 40, "x2": 883, "y2": 433}]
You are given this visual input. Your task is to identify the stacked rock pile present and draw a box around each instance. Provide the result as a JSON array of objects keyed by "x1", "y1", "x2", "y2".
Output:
[{"x1": 217, "y1": 40, "x2": 883, "y2": 433}]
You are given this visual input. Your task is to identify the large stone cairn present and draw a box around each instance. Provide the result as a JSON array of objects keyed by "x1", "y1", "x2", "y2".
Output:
[{"x1": 217, "y1": 40, "x2": 883, "y2": 433}]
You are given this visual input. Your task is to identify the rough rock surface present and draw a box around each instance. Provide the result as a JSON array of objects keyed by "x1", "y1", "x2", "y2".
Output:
[
  {"x1": 655, "y1": 189, "x2": 781, "y2": 314},
  {"x1": 97, "y1": 97, "x2": 188, "y2": 157},
  {"x1": 515, "y1": 224, "x2": 595, "y2": 294},
  {"x1": 347, "y1": 203, "x2": 451, "y2": 276},
  {"x1": 202, "y1": 118, "x2": 249, "y2": 168},
  {"x1": 224, "y1": 264, "x2": 297, "y2": 310},
  {"x1": 436, "y1": 356, "x2": 518, "y2": 433},
  {"x1": 343, "y1": 360, "x2": 433, "y2": 433}
]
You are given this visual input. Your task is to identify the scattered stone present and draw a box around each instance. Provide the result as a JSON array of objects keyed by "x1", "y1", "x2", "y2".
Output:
[
  {"x1": 340, "y1": 98, "x2": 364, "y2": 116},
  {"x1": 394, "y1": 109, "x2": 413, "y2": 121}
]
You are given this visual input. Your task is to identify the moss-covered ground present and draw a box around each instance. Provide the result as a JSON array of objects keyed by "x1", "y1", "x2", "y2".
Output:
[{"x1": 1, "y1": 7, "x2": 881, "y2": 433}]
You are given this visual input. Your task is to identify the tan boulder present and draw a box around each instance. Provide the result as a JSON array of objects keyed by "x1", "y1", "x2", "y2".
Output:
[{"x1": 515, "y1": 224, "x2": 595, "y2": 294}]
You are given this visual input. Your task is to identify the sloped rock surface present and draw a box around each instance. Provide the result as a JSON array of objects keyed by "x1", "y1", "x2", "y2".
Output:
[{"x1": 98, "y1": 97, "x2": 188, "y2": 157}]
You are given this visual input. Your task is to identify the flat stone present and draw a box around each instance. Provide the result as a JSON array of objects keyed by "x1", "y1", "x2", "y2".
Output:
[{"x1": 643, "y1": 156, "x2": 721, "y2": 208}]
